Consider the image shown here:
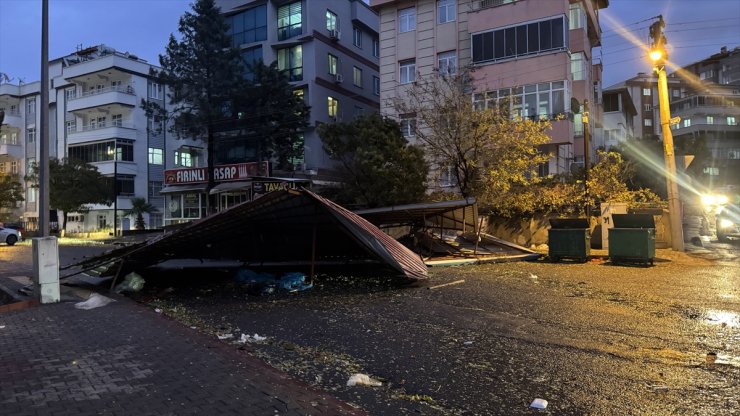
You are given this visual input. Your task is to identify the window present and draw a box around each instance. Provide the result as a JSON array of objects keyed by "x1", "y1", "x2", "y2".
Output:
[
  {"x1": 278, "y1": 2, "x2": 302, "y2": 40},
  {"x1": 27, "y1": 185, "x2": 36, "y2": 203},
  {"x1": 644, "y1": 118, "x2": 653, "y2": 127},
  {"x1": 643, "y1": 88, "x2": 651, "y2": 96},
  {"x1": 373, "y1": 76, "x2": 380, "y2": 96},
  {"x1": 399, "y1": 7, "x2": 416, "y2": 33},
  {"x1": 728, "y1": 116, "x2": 737, "y2": 126},
  {"x1": 707, "y1": 116, "x2": 714, "y2": 124},
  {"x1": 68, "y1": 140, "x2": 134, "y2": 163},
  {"x1": 26, "y1": 98, "x2": 36, "y2": 114},
  {"x1": 116, "y1": 175, "x2": 135, "y2": 196},
  {"x1": 66, "y1": 120, "x2": 76, "y2": 134},
  {"x1": 571, "y1": 52, "x2": 585, "y2": 81},
  {"x1": 568, "y1": 2, "x2": 585, "y2": 30},
  {"x1": 603, "y1": 94, "x2": 619, "y2": 112},
  {"x1": 328, "y1": 96, "x2": 339, "y2": 119},
  {"x1": 438, "y1": 51, "x2": 457, "y2": 75},
  {"x1": 111, "y1": 114, "x2": 123, "y2": 127},
  {"x1": 644, "y1": 104, "x2": 652, "y2": 111},
  {"x1": 278, "y1": 45, "x2": 303, "y2": 81},
  {"x1": 672, "y1": 89, "x2": 680, "y2": 98},
  {"x1": 440, "y1": 165, "x2": 456, "y2": 187},
  {"x1": 373, "y1": 38, "x2": 379, "y2": 57},
  {"x1": 227, "y1": 4, "x2": 267, "y2": 46},
  {"x1": 353, "y1": 27, "x2": 362, "y2": 48},
  {"x1": 150, "y1": 213, "x2": 163, "y2": 229},
  {"x1": 472, "y1": 81, "x2": 566, "y2": 120},
  {"x1": 400, "y1": 60, "x2": 416, "y2": 84},
  {"x1": 328, "y1": 54, "x2": 338, "y2": 75},
  {"x1": 27, "y1": 128, "x2": 35, "y2": 143},
  {"x1": 98, "y1": 215, "x2": 107, "y2": 229},
  {"x1": 353, "y1": 67, "x2": 362, "y2": 87},
  {"x1": 326, "y1": 10, "x2": 337, "y2": 31},
  {"x1": 148, "y1": 148, "x2": 163, "y2": 165},
  {"x1": 703, "y1": 167, "x2": 719, "y2": 176},
  {"x1": 438, "y1": 0, "x2": 455, "y2": 24},
  {"x1": 574, "y1": 113, "x2": 583, "y2": 135},
  {"x1": 148, "y1": 82, "x2": 162, "y2": 99},
  {"x1": 400, "y1": 115, "x2": 416, "y2": 138},
  {"x1": 65, "y1": 88, "x2": 76, "y2": 101},
  {"x1": 354, "y1": 106, "x2": 364, "y2": 119},
  {"x1": 472, "y1": 16, "x2": 567, "y2": 63},
  {"x1": 240, "y1": 46, "x2": 263, "y2": 80},
  {"x1": 11, "y1": 161, "x2": 17, "y2": 174},
  {"x1": 149, "y1": 181, "x2": 163, "y2": 198},
  {"x1": 175, "y1": 150, "x2": 193, "y2": 167},
  {"x1": 683, "y1": 118, "x2": 691, "y2": 128},
  {"x1": 148, "y1": 117, "x2": 163, "y2": 134}
]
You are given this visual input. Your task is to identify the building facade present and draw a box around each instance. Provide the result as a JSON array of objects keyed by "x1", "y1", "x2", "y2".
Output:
[
  {"x1": 370, "y1": 0, "x2": 608, "y2": 181},
  {"x1": 215, "y1": 0, "x2": 381, "y2": 177},
  {"x1": 600, "y1": 84, "x2": 636, "y2": 150},
  {"x1": 0, "y1": 45, "x2": 202, "y2": 232}
]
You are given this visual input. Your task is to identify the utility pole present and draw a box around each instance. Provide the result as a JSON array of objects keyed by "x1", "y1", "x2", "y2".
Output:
[
  {"x1": 650, "y1": 15, "x2": 684, "y2": 251},
  {"x1": 39, "y1": 0, "x2": 50, "y2": 236},
  {"x1": 583, "y1": 99, "x2": 590, "y2": 218}
]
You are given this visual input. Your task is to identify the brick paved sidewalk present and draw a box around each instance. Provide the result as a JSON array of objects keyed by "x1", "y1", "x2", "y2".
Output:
[{"x1": 0, "y1": 296, "x2": 365, "y2": 416}]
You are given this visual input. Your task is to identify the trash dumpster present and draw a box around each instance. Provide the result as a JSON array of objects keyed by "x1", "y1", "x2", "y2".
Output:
[
  {"x1": 608, "y1": 214, "x2": 656, "y2": 266},
  {"x1": 548, "y1": 218, "x2": 590, "y2": 262}
]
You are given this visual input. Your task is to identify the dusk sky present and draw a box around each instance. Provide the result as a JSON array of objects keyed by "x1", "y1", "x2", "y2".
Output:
[{"x1": 0, "y1": 0, "x2": 738, "y2": 88}]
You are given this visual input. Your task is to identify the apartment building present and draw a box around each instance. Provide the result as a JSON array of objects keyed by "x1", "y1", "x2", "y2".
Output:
[
  {"x1": 0, "y1": 45, "x2": 202, "y2": 232},
  {"x1": 617, "y1": 72, "x2": 682, "y2": 140},
  {"x1": 371, "y1": 0, "x2": 608, "y2": 180},
  {"x1": 214, "y1": 0, "x2": 380, "y2": 177},
  {"x1": 600, "y1": 84, "x2": 636, "y2": 150}
]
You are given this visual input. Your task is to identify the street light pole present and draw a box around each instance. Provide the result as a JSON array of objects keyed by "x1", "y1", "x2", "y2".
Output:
[
  {"x1": 583, "y1": 99, "x2": 590, "y2": 218},
  {"x1": 39, "y1": 0, "x2": 50, "y2": 236},
  {"x1": 650, "y1": 16, "x2": 684, "y2": 251}
]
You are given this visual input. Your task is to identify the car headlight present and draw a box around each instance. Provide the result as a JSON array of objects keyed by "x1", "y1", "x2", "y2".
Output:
[
  {"x1": 719, "y1": 218, "x2": 735, "y2": 229},
  {"x1": 701, "y1": 194, "x2": 717, "y2": 206},
  {"x1": 718, "y1": 195, "x2": 729, "y2": 205}
]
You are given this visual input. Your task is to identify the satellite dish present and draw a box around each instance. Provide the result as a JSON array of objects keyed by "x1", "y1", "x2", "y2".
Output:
[{"x1": 571, "y1": 97, "x2": 581, "y2": 114}]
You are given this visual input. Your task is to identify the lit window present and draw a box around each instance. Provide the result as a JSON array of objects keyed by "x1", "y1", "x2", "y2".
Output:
[
  {"x1": 328, "y1": 96, "x2": 339, "y2": 119},
  {"x1": 644, "y1": 118, "x2": 653, "y2": 127},
  {"x1": 643, "y1": 88, "x2": 651, "y2": 96},
  {"x1": 399, "y1": 7, "x2": 416, "y2": 33},
  {"x1": 148, "y1": 148, "x2": 163, "y2": 165},
  {"x1": 175, "y1": 151, "x2": 193, "y2": 167},
  {"x1": 353, "y1": 67, "x2": 362, "y2": 87},
  {"x1": 438, "y1": 0, "x2": 455, "y2": 24},
  {"x1": 683, "y1": 118, "x2": 691, "y2": 128},
  {"x1": 326, "y1": 10, "x2": 338, "y2": 31},
  {"x1": 728, "y1": 116, "x2": 737, "y2": 126},
  {"x1": 571, "y1": 52, "x2": 585, "y2": 81},
  {"x1": 400, "y1": 60, "x2": 416, "y2": 84},
  {"x1": 328, "y1": 54, "x2": 338, "y2": 75},
  {"x1": 438, "y1": 51, "x2": 457, "y2": 75},
  {"x1": 278, "y1": 2, "x2": 302, "y2": 40},
  {"x1": 278, "y1": 45, "x2": 303, "y2": 81},
  {"x1": 707, "y1": 116, "x2": 714, "y2": 124},
  {"x1": 353, "y1": 27, "x2": 362, "y2": 48}
]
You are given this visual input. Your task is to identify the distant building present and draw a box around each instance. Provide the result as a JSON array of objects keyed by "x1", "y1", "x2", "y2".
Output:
[
  {"x1": 370, "y1": 0, "x2": 609, "y2": 185},
  {"x1": 600, "y1": 84, "x2": 636, "y2": 150}
]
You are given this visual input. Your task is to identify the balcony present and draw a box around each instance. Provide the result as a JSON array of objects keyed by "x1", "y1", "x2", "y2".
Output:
[
  {"x1": 67, "y1": 122, "x2": 137, "y2": 144},
  {"x1": 0, "y1": 110, "x2": 22, "y2": 127},
  {"x1": 0, "y1": 139, "x2": 23, "y2": 160},
  {"x1": 67, "y1": 85, "x2": 137, "y2": 112}
]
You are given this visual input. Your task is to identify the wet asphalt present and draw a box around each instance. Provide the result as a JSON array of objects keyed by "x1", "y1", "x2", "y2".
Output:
[{"x1": 2, "y1": 240, "x2": 738, "y2": 415}]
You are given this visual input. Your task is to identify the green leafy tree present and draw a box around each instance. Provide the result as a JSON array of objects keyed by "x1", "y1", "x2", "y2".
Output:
[
  {"x1": 318, "y1": 113, "x2": 429, "y2": 208},
  {"x1": 123, "y1": 197, "x2": 159, "y2": 230},
  {"x1": 26, "y1": 158, "x2": 112, "y2": 231},
  {"x1": 144, "y1": 0, "x2": 243, "y2": 212},
  {"x1": 393, "y1": 69, "x2": 551, "y2": 213},
  {"x1": 0, "y1": 173, "x2": 24, "y2": 222},
  {"x1": 232, "y1": 62, "x2": 310, "y2": 171}
]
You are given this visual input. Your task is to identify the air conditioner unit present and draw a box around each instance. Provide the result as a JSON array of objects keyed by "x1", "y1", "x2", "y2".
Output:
[
  {"x1": 334, "y1": 73, "x2": 343, "y2": 83},
  {"x1": 329, "y1": 29, "x2": 340, "y2": 40}
]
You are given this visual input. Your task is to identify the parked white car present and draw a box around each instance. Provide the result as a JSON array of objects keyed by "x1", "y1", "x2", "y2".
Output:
[{"x1": 0, "y1": 227, "x2": 21, "y2": 246}]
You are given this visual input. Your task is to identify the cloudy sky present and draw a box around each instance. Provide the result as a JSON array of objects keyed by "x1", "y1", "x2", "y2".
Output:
[{"x1": 0, "y1": 0, "x2": 738, "y2": 87}]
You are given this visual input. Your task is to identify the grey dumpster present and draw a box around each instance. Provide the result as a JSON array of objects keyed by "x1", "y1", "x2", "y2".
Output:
[
  {"x1": 608, "y1": 214, "x2": 656, "y2": 266},
  {"x1": 548, "y1": 218, "x2": 590, "y2": 262}
]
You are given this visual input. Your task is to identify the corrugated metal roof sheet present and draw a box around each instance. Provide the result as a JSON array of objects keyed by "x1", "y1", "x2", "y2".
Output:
[{"x1": 355, "y1": 198, "x2": 479, "y2": 233}]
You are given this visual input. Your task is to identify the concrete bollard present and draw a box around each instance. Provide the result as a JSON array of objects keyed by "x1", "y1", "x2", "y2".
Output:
[{"x1": 32, "y1": 237, "x2": 60, "y2": 304}]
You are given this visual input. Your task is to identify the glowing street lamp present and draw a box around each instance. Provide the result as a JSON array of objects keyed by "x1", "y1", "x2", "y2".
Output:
[{"x1": 649, "y1": 16, "x2": 684, "y2": 251}]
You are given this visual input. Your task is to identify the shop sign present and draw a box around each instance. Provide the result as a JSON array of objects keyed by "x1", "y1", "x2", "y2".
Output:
[{"x1": 165, "y1": 161, "x2": 269, "y2": 184}]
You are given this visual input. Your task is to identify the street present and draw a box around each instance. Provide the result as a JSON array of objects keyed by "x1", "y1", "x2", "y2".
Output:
[{"x1": 1, "y1": 241, "x2": 739, "y2": 415}]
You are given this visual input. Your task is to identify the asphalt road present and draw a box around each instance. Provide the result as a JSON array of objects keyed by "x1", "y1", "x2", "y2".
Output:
[{"x1": 2, "y1": 240, "x2": 738, "y2": 415}]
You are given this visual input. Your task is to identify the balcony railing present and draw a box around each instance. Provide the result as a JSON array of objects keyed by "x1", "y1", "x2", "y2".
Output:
[
  {"x1": 68, "y1": 84, "x2": 135, "y2": 101},
  {"x1": 71, "y1": 121, "x2": 135, "y2": 133},
  {"x1": 473, "y1": 0, "x2": 518, "y2": 11},
  {"x1": 0, "y1": 110, "x2": 21, "y2": 117}
]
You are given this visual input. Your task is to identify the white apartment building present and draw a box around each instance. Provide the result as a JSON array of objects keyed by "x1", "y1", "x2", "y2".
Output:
[{"x1": 0, "y1": 45, "x2": 201, "y2": 233}]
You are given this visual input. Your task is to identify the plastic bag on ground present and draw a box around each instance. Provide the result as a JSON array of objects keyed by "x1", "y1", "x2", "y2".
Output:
[
  {"x1": 74, "y1": 293, "x2": 115, "y2": 310},
  {"x1": 346, "y1": 373, "x2": 382, "y2": 387},
  {"x1": 278, "y1": 272, "x2": 313, "y2": 292},
  {"x1": 114, "y1": 272, "x2": 145, "y2": 294}
]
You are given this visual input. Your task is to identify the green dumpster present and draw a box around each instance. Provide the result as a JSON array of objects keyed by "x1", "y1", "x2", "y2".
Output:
[
  {"x1": 608, "y1": 214, "x2": 656, "y2": 266},
  {"x1": 548, "y1": 218, "x2": 590, "y2": 262}
]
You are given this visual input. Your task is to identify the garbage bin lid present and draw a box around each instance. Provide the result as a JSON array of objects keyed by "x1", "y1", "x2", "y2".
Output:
[
  {"x1": 612, "y1": 213, "x2": 655, "y2": 229},
  {"x1": 549, "y1": 218, "x2": 590, "y2": 229}
]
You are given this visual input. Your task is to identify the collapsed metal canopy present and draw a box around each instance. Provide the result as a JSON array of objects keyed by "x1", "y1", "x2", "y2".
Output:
[
  {"x1": 355, "y1": 198, "x2": 479, "y2": 233},
  {"x1": 67, "y1": 189, "x2": 428, "y2": 281}
]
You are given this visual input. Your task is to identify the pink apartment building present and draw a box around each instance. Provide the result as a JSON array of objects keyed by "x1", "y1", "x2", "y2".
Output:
[{"x1": 371, "y1": 0, "x2": 608, "y2": 182}]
